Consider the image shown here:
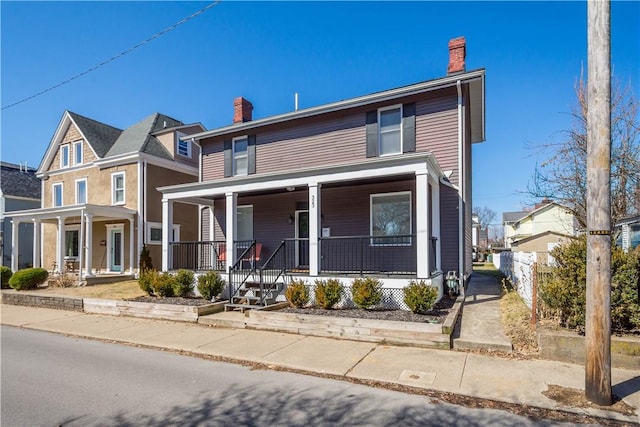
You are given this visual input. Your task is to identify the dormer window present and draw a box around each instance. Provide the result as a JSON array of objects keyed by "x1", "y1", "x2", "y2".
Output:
[
  {"x1": 177, "y1": 132, "x2": 191, "y2": 158},
  {"x1": 73, "y1": 141, "x2": 83, "y2": 165},
  {"x1": 60, "y1": 144, "x2": 70, "y2": 168}
]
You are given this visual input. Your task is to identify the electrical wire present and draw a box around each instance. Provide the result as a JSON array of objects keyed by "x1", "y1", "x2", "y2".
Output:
[{"x1": 2, "y1": 1, "x2": 221, "y2": 111}]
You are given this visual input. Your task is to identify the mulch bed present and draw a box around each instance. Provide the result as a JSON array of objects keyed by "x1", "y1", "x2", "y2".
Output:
[
  {"x1": 126, "y1": 296, "x2": 215, "y2": 306},
  {"x1": 281, "y1": 294, "x2": 456, "y2": 324}
]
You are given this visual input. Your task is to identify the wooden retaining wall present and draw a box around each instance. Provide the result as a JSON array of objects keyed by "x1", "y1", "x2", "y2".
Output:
[{"x1": 84, "y1": 299, "x2": 225, "y2": 323}]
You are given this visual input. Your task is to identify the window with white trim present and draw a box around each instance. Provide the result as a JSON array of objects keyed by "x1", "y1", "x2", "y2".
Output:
[
  {"x1": 60, "y1": 144, "x2": 70, "y2": 168},
  {"x1": 53, "y1": 183, "x2": 63, "y2": 207},
  {"x1": 146, "y1": 222, "x2": 181, "y2": 245},
  {"x1": 176, "y1": 132, "x2": 191, "y2": 158},
  {"x1": 378, "y1": 105, "x2": 402, "y2": 156},
  {"x1": 112, "y1": 172, "x2": 125, "y2": 205},
  {"x1": 75, "y1": 178, "x2": 87, "y2": 204},
  {"x1": 370, "y1": 192, "x2": 411, "y2": 245},
  {"x1": 237, "y1": 205, "x2": 254, "y2": 241},
  {"x1": 73, "y1": 141, "x2": 83, "y2": 165},
  {"x1": 233, "y1": 136, "x2": 248, "y2": 176},
  {"x1": 65, "y1": 226, "x2": 80, "y2": 258}
]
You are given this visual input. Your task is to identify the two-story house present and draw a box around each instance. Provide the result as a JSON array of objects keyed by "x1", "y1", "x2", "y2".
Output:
[
  {"x1": 7, "y1": 111, "x2": 204, "y2": 281},
  {"x1": 1, "y1": 162, "x2": 41, "y2": 269},
  {"x1": 159, "y1": 37, "x2": 485, "y2": 308}
]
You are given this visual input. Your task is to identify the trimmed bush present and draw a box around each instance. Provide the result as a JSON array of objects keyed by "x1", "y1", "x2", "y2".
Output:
[
  {"x1": 314, "y1": 278, "x2": 343, "y2": 309},
  {"x1": 139, "y1": 245, "x2": 153, "y2": 273},
  {"x1": 8, "y1": 268, "x2": 49, "y2": 291},
  {"x1": 197, "y1": 271, "x2": 225, "y2": 301},
  {"x1": 1, "y1": 266, "x2": 13, "y2": 288},
  {"x1": 173, "y1": 269, "x2": 195, "y2": 297},
  {"x1": 138, "y1": 270, "x2": 157, "y2": 296},
  {"x1": 611, "y1": 246, "x2": 640, "y2": 331},
  {"x1": 285, "y1": 279, "x2": 309, "y2": 308},
  {"x1": 351, "y1": 277, "x2": 382, "y2": 309},
  {"x1": 152, "y1": 272, "x2": 175, "y2": 298},
  {"x1": 403, "y1": 280, "x2": 438, "y2": 314}
]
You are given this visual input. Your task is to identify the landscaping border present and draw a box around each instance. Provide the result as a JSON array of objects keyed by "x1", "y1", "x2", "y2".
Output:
[
  {"x1": 1, "y1": 290, "x2": 83, "y2": 312},
  {"x1": 83, "y1": 298, "x2": 226, "y2": 322}
]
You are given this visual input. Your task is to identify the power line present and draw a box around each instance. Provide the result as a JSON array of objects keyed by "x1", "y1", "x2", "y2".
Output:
[{"x1": 2, "y1": 1, "x2": 221, "y2": 111}]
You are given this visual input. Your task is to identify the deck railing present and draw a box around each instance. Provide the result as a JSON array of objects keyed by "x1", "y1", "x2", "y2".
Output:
[{"x1": 170, "y1": 240, "x2": 226, "y2": 271}]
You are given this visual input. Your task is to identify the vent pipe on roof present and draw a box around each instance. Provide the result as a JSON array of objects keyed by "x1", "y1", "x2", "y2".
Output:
[{"x1": 294, "y1": 93, "x2": 299, "y2": 111}]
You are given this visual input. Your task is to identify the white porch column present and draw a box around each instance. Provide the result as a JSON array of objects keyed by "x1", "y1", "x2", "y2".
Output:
[
  {"x1": 225, "y1": 192, "x2": 237, "y2": 272},
  {"x1": 84, "y1": 213, "x2": 93, "y2": 277},
  {"x1": 161, "y1": 199, "x2": 174, "y2": 272},
  {"x1": 308, "y1": 183, "x2": 321, "y2": 276},
  {"x1": 208, "y1": 202, "x2": 215, "y2": 268},
  {"x1": 57, "y1": 216, "x2": 65, "y2": 273},
  {"x1": 431, "y1": 176, "x2": 441, "y2": 272},
  {"x1": 129, "y1": 218, "x2": 135, "y2": 274},
  {"x1": 416, "y1": 171, "x2": 430, "y2": 279},
  {"x1": 33, "y1": 219, "x2": 41, "y2": 268},
  {"x1": 10, "y1": 220, "x2": 19, "y2": 272},
  {"x1": 78, "y1": 211, "x2": 85, "y2": 281}
]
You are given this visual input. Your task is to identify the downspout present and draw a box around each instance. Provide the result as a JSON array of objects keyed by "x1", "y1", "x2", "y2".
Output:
[{"x1": 456, "y1": 80, "x2": 464, "y2": 286}]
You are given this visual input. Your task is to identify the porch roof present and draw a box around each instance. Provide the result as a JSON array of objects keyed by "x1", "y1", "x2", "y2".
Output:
[
  {"x1": 6, "y1": 203, "x2": 136, "y2": 223},
  {"x1": 158, "y1": 152, "x2": 442, "y2": 205}
]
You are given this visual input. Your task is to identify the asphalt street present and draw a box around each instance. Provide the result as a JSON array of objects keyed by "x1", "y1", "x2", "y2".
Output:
[{"x1": 0, "y1": 326, "x2": 583, "y2": 427}]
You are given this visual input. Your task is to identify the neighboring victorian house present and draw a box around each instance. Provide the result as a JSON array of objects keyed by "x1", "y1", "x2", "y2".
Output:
[
  {"x1": 503, "y1": 201, "x2": 578, "y2": 263},
  {"x1": 1, "y1": 162, "x2": 41, "y2": 268},
  {"x1": 159, "y1": 37, "x2": 485, "y2": 308},
  {"x1": 7, "y1": 111, "x2": 204, "y2": 280}
]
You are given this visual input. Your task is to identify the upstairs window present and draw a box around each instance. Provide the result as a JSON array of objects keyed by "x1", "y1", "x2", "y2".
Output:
[
  {"x1": 75, "y1": 179, "x2": 87, "y2": 204},
  {"x1": 60, "y1": 144, "x2": 70, "y2": 168},
  {"x1": 73, "y1": 141, "x2": 83, "y2": 165},
  {"x1": 112, "y1": 172, "x2": 125, "y2": 205},
  {"x1": 378, "y1": 106, "x2": 402, "y2": 155},
  {"x1": 233, "y1": 136, "x2": 248, "y2": 176},
  {"x1": 53, "y1": 183, "x2": 63, "y2": 207},
  {"x1": 176, "y1": 132, "x2": 191, "y2": 158}
]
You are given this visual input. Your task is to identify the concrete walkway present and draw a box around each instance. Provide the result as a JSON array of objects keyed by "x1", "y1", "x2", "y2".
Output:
[
  {"x1": 453, "y1": 272, "x2": 513, "y2": 352},
  {"x1": 2, "y1": 304, "x2": 638, "y2": 424}
]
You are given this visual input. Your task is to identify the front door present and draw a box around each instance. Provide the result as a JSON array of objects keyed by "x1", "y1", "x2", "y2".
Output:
[
  {"x1": 295, "y1": 210, "x2": 309, "y2": 268},
  {"x1": 108, "y1": 228, "x2": 123, "y2": 272}
]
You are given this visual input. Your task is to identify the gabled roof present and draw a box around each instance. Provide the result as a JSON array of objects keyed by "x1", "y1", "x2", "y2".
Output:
[
  {"x1": 105, "y1": 113, "x2": 182, "y2": 160},
  {"x1": 0, "y1": 162, "x2": 41, "y2": 199},
  {"x1": 503, "y1": 211, "x2": 528, "y2": 223},
  {"x1": 67, "y1": 111, "x2": 122, "y2": 157},
  {"x1": 511, "y1": 230, "x2": 576, "y2": 246}
]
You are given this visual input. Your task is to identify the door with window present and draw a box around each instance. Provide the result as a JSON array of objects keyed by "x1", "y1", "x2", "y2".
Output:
[
  {"x1": 295, "y1": 210, "x2": 309, "y2": 268},
  {"x1": 107, "y1": 225, "x2": 124, "y2": 272}
]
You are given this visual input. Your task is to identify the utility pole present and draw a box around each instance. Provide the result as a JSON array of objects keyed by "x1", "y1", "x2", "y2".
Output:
[{"x1": 585, "y1": 0, "x2": 612, "y2": 406}]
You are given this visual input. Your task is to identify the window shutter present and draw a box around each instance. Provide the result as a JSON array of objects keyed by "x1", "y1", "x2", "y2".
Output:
[
  {"x1": 403, "y1": 103, "x2": 416, "y2": 153},
  {"x1": 223, "y1": 139, "x2": 232, "y2": 177},
  {"x1": 365, "y1": 111, "x2": 378, "y2": 158},
  {"x1": 248, "y1": 135, "x2": 256, "y2": 175}
]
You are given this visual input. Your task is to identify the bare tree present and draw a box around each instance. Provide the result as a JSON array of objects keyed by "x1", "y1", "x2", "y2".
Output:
[
  {"x1": 528, "y1": 72, "x2": 640, "y2": 227},
  {"x1": 474, "y1": 206, "x2": 496, "y2": 230}
]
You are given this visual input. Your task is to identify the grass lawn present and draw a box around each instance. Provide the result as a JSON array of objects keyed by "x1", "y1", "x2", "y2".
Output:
[
  {"x1": 33, "y1": 280, "x2": 145, "y2": 300},
  {"x1": 472, "y1": 262, "x2": 507, "y2": 279}
]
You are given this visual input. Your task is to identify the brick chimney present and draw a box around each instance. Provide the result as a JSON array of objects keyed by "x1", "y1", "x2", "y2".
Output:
[
  {"x1": 233, "y1": 97, "x2": 253, "y2": 123},
  {"x1": 447, "y1": 37, "x2": 466, "y2": 74}
]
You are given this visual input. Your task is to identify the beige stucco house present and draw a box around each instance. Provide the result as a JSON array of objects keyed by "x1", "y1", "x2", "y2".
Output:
[{"x1": 7, "y1": 111, "x2": 204, "y2": 279}]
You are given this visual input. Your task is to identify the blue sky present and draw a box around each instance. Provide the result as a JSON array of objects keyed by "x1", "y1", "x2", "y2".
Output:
[{"x1": 2, "y1": 1, "x2": 639, "y2": 226}]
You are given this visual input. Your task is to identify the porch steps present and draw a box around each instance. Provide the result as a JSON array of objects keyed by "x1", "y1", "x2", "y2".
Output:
[
  {"x1": 225, "y1": 280, "x2": 281, "y2": 312},
  {"x1": 224, "y1": 303, "x2": 265, "y2": 313}
]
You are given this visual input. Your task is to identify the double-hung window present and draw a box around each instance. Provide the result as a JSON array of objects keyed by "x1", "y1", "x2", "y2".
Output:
[
  {"x1": 233, "y1": 136, "x2": 248, "y2": 176},
  {"x1": 60, "y1": 145, "x2": 70, "y2": 168},
  {"x1": 112, "y1": 172, "x2": 125, "y2": 205},
  {"x1": 53, "y1": 183, "x2": 63, "y2": 207},
  {"x1": 73, "y1": 141, "x2": 83, "y2": 165},
  {"x1": 378, "y1": 105, "x2": 402, "y2": 156},
  {"x1": 370, "y1": 192, "x2": 412, "y2": 245},
  {"x1": 75, "y1": 179, "x2": 87, "y2": 204},
  {"x1": 146, "y1": 222, "x2": 181, "y2": 245}
]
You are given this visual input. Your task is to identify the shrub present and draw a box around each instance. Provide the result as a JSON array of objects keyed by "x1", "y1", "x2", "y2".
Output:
[
  {"x1": 611, "y1": 246, "x2": 640, "y2": 331},
  {"x1": 403, "y1": 280, "x2": 438, "y2": 314},
  {"x1": 139, "y1": 245, "x2": 153, "y2": 273},
  {"x1": 1, "y1": 266, "x2": 12, "y2": 288},
  {"x1": 8, "y1": 268, "x2": 49, "y2": 291},
  {"x1": 138, "y1": 270, "x2": 157, "y2": 296},
  {"x1": 285, "y1": 279, "x2": 309, "y2": 308},
  {"x1": 51, "y1": 273, "x2": 76, "y2": 288},
  {"x1": 152, "y1": 272, "x2": 175, "y2": 298},
  {"x1": 351, "y1": 277, "x2": 382, "y2": 309},
  {"x1": 314, "y1": 278, "x2": 343, "y2": 309},
  {"x1": 173, "y1": 269, "x2": 195, "y2": 297},
  {"x1": 197, "y1": 271, "x2": 225, "y2": 301}
]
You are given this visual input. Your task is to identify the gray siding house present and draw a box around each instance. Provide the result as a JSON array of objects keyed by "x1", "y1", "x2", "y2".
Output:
[
  {"x1": 1, "y1": 162, "x2": 41, "y2": 268},
  {"x1": 159, "y1": 37, "x2": 485, "y2": 306}
]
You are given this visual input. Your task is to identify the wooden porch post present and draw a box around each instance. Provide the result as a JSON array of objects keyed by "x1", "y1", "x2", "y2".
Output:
[
  {"x1": 129, "y1": 218, "x2": 135, "y2": 274},
  {"x1": 308, "y1": 183, "x2": 320, "y2": 276},
  {"x1": 415, "y1": 170, "x2": 430, "y2": 279},
  {"x1": 84, "y1": 213, "x2": 93, "y2": 277},
  {"x1": 10, "y1": 220, "x2": 19, "y2": 272},
  {"x1": 33, "y1": 219, "x2": 41, "y2": 268},
  {"x1": 225, "y1": 192, "x2": 237, "y2": 272},
  {"x1": 57, "y1": 216, "x2": 65, "y2": 274},
  {"x1": 161, "y1": 199, "x2": 173, "y2": 272}
]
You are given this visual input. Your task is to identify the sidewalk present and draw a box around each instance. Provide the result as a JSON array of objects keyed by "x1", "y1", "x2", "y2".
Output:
[{"x1": 2, "y1": 303, "x2": 638, "y2": 423}]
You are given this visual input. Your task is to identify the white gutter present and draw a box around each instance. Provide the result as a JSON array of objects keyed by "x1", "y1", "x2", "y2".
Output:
[{"x1": 456, "y1": 80, "x2": 464, "y2": 285}]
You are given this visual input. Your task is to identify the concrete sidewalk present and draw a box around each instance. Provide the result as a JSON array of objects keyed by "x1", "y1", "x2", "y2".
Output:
[{"x1": 2, "y1": 304, "x2": 638, "y2": 424}]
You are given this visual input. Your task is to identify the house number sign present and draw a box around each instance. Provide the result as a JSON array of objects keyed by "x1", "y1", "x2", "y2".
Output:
[{"x1": 311, "y1": 195, "x2": 316, "y2": 209}]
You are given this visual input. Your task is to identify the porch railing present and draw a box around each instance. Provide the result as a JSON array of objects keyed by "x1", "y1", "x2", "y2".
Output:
[
  {"x1": 170, "y1": 240, "x2": 226, "y2": 271},
  {"x1": 228, "y1": 240, "x2": 258, "y2": 302},
  {"x1": 319, "y1": 234, "x2": 416, "y2": 275}
]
